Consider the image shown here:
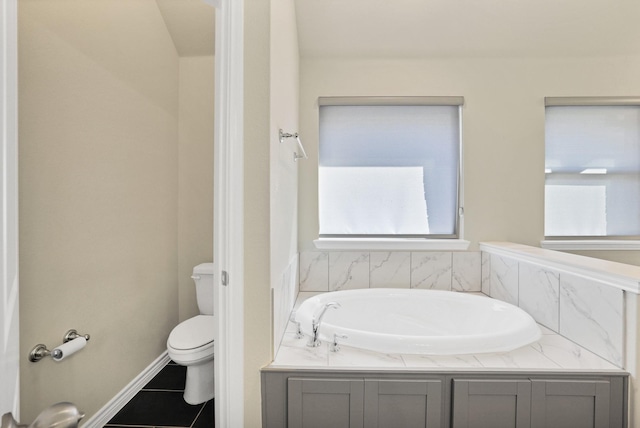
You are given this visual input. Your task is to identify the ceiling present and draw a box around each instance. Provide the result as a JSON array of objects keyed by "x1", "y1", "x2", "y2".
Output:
[
  {"x1": 150, "y1": 1, "x2": 640, "y2": 59},
  {"x1": 293, "y1": 0, "x2": 640, "y2": 58},
  {"x1": 156, "y1": 0, "x2": 215, "y2": 57}
]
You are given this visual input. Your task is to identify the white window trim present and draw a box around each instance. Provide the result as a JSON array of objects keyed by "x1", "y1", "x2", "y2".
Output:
[
  {"x1": 317, "y1": 96, "x2": 466, "y2": 247},
  {"x1": 540, "y1": 240, "x2": 640, "y2": 251},
  {"x1": 545, "y1": 96, "x2": 640, "y2": 106},
  {"x1": 319, "y1": 95, "x2": 465, "y2": 107},
  {"x1": 544, "y1": 96, "x2": 640, "y2": 251},
  {"x1": 314, "y1": 238, "x2": 470, "y2": 251}
]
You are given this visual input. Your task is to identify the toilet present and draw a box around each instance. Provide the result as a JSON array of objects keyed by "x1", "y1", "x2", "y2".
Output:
[{"x1": 167, "y1": 263, "x2": 215, "y2": 405}]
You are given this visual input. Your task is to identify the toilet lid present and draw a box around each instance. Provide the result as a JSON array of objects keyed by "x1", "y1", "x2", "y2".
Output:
[{"x1": 168, "y1": 315, "x2": 215, "y2": 351}]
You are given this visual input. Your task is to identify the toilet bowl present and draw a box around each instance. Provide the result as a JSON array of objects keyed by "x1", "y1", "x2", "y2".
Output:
[{"x1": 167, "y1": 263, "x2": 215, "y2": 405}]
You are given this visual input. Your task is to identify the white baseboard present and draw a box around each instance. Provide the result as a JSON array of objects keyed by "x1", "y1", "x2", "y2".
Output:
[{"x1": 81, "y1": 351, "x2": 171, "y2": 428}]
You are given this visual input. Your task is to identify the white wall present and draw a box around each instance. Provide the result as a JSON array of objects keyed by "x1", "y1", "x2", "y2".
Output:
[
  {"x1": 19, "y1": 0, "x2": 180, "y2": 421},
  {"x1": 178, "y1": 55, "x2": 215, "y2": 322},
  {"x1": 298, "y1": 55, "x2": 640, "y2": 267},
  {"x1": 240, "y1": 0, "x2": 301, "y2": 424},
  {"x1": 270, "y1": 0, "x2": 300, "y2": 354},
  {"x1": 243, "y1": 0, "x2": 272, "y2": 425}
]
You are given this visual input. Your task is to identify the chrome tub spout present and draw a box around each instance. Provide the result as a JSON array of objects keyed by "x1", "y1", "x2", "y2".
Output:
[{"x1": 307, "y1": 301, "x2": 341, "y2": 347}]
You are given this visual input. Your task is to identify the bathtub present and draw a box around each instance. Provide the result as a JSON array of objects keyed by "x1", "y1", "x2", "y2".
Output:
[{"x1": 294, "y1": 289, "x2": 541, "y2": 355}]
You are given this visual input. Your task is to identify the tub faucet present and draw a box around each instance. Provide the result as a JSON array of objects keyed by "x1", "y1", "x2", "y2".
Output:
[{"x1": 307, "y1": 301, "x2": 341, "y2": 347}]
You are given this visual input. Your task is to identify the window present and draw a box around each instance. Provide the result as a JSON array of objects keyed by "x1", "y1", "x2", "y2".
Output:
[
  {"x1": 318, "y1": 96, "x2": 463, "y2": 238},
  {"x1": 544, "y1": 97, "x2": 640, "y2": 241}
]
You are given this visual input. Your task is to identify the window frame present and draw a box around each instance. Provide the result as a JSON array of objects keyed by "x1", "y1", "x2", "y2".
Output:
[
  {"x1": 542, "y1": 96, "x2": 640, "y2": 250},
  {"x1": 316, "y1": 96, "x2": 465, "y2": 246}
]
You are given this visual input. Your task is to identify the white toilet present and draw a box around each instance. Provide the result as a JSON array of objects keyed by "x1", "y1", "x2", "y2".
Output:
[{"x1": 167, "y1": 263, "x2": 215, "y2": 405}]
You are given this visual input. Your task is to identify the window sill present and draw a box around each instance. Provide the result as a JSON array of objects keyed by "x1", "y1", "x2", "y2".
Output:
[
  {"x1": 313, "y1": 238, "x2": 470, "y2": 251},
  {"x1": 540, "y1": 240, "x2": 640, "y2": 251}
]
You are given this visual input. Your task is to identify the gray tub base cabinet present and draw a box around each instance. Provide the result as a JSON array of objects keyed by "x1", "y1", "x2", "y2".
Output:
[{"x1": 261, "y1": 369, "x2": 628, "y2": 428}]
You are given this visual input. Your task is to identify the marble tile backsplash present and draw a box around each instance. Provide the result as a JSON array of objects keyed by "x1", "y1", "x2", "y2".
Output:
[
  {"x1": 518, "y1": 263, "x2": 560, "y2": 332},
  {"x1": 370, "y1": 252, "x2": 411, "y2": 288},
  {"x1": 488, "y1": 255, "x2": 519, "y2": 305},
  {"x1": 452, "y1": 252, "x2": 482, "y2": 292},
  {"x1": 485, "y1": 253, "x2": 624, "y2": 368},
  {"x1": 329, "y1": 252, "x2": 370, "y2": 291},
  {"x1": 481, "y1": 252, "x2": 491, "y2": 295},
  {"x1": 299, "y1": 251, "x2": 329, "y2": 292},
  {"x1": 559, "y1": 274, "x2": 623, "y2": 367},
  {"x1": 273, "y1": 255, "x2": 299, "y2": 352},
  {"x1": 300, "y1": 251, "x2": 482, "y2": 292},
  {"x1": 411, "y1": 252, "x2": 452, "y2": 290}
]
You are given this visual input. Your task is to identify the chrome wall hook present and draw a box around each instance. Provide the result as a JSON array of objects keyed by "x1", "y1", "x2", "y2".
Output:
[
  {"x1": 279, "y1": 128, "x2": 308, "y2": 161},
  {"x1": 279, "y1": 129, "x2": 296, "y2": 143}
]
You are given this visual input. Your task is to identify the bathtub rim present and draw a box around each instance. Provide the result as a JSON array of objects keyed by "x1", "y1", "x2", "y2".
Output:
[{"x1": 294, "y1": 288, "x2": 542, "y2": 355}]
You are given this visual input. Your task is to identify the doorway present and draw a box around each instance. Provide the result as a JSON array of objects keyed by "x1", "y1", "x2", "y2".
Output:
[{"x1": 0, "y1": 0, "x2": 244, "y2": 426}]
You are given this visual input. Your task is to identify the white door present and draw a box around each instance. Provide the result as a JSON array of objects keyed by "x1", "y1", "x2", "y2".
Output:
[{"x1": 0, "y1": 0, "x2": 20, "y2": 418}]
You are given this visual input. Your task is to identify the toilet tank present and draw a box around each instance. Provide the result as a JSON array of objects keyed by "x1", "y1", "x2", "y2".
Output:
[{"x1": 192, "y1": 263, "x2": 214, "y2": 315}]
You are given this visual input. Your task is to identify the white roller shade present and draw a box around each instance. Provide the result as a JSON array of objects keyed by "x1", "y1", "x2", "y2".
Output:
[
  {"x1": 319, "y1": 104, "x2": 461, "y2": 237},
  {"x1": 545, "y1": 105, "x2": 640, "y2": 237}
]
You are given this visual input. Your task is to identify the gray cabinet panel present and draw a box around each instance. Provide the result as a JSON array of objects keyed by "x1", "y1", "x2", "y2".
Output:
[
  {"x1": 531, "y1": 379, "x2": 611, "y2": 428},
  {"x1": 452, "y1": 379, "x2": 531, "y2": 428},
  {"x1": 364, "y1": 379, "x2": 443, "y2": 428},
  {"x1": 261, "y1": 369, "x2": 627, "y2": 428},
  {"x1": 287, "y1": 378, "x2": 364, "y2": 428},
  {"x1": 262, "y1": 371, "x2": 287, "y2": 428}
]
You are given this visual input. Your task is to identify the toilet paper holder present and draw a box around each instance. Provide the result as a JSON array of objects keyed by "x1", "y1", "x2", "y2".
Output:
[{"x1": 29, "y1": 329, "x2": 91, "y2": 362}]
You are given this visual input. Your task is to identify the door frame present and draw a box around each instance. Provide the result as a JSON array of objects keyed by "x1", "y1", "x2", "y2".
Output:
[
  {"x1": 213, "y1": 0, "x2": 245, "y2": 426},
  {"x1": 0, "y1": 0, "x2": 19, "y2": 418}
]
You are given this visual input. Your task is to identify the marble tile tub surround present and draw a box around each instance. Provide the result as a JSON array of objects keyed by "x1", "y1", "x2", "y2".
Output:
[
  {"x1": 299, "y1": 250, "x2": 482, "y2": 292},
  {"x1": 480, "y1": 242, "x2": 639, "y2": 369},
  {"x1": 273, "y1": 255, "x2": 299, "y2": 354},
  {"x1": 273, "y1": 293, "x2": 621, "y2": 372},
  {"x1": 298, "y1": 243, "x2": 638, "y2": 368}
]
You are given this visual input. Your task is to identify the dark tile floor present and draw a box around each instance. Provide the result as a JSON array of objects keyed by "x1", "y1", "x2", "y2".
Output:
[{"x1": 105, "y1": 361, "x2": 214, "y2": 428}]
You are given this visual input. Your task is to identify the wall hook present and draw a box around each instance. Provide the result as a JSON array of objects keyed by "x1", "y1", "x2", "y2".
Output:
[{"x1": 279, "y1": 128, "x2": 308, "y2": 161}]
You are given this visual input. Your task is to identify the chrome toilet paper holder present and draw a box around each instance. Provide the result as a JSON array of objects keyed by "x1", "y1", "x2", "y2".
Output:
[{"x1": 29, "y1": 329, "x2": 91, "y2": 362}]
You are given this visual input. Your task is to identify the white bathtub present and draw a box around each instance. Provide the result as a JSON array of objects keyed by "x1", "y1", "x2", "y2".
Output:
[{"x1": 294, "y1": 289, "x2": 541, "y2": 355}]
